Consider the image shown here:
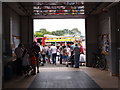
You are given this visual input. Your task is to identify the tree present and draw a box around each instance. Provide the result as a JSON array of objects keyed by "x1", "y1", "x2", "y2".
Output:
[
  {"x1": 69, "y1": 30, "x2": 74, "y2": 35},
  {"x1": 34, "y1": 28, "x2": 52, "y2": 37},
  {"x1": 34, "y1": 28, "x2": 82, "y2": 37},
  {"x1": 51, "y1": 30, "x2": 64, "y2": 36},
  {"x1": 71, "y1": 28, "x2": 81, "y2": 35},
  {"x1": 34, "y1": 32, "x2": 44, "y2": 37},
  {"x1": 63, "y1": 29, "x2": 69, "y2": 34},
  {"x1": 52, "y1": 31, "x2": 56, "y2": 35},
  {"x1": 39, "y1": 28, "x2": 51, "y2": 34}
]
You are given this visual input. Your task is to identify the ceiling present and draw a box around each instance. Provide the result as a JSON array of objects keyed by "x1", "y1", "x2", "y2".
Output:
[{"x1": 4, "y1": 2, "x2": 113, "y2": 18}]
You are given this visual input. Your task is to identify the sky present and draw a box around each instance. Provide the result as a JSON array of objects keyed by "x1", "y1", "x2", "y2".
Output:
[{"x1": 33, "y1": 19, "x2": 85, "y2": 36}]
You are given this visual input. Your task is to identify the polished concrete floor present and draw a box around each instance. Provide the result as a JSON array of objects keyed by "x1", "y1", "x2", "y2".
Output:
[{"x1": 4, "y1": 63, "x2": 119, "y2": 89}]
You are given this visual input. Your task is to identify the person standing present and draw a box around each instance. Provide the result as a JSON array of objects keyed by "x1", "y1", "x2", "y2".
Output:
[
  {"x1": 63, "y1": 46, "x2": 69, "y2": 67},
  {"x1": 36, "y1": 42, "x2": 41, "y2": 73},
  {"x1": 70, "y1": 43, "x2": 74, "y2": 51},
  {"x1": 22, "y1": 49, "x2": 30, "y2": 77},
  {"x1": 47, "y1": 46, "x2": 51, "y2": 64},
  {"x1": 59, "y1": 44, "x2": 63, "y2": 64},
  {"x1": 57, "y1": 46, "x2": 60, "y2": 61},
  {"x1": 79, "y1": 43, "x2": 85, "y2": 66},
  {"x1": 66, "y1": 46, "x2": 71, "y2": 58},
  {"x1": 80, "y1": 43, "x2": 85, "y2": 54},
  {"x1": 50, "y1": 44, "x2": 57, "y2": 65},
  {"x1": 31, "y1": 42, "x2": 40, "y2": 73},
  {"x1": 41, "y1": 45, "x2": 47, "y2": 64},
  {"x1": 45, "y1": 45, "x2": 49, "y2": 62},
  {"x1": 31, "y1": 52, "x2": 37, "y2": 75},
  {"x1": 73, "y1": 44, "x2": 80, "y2": 68},
  {"x1": 15, "y1": 43, "x2": 24, "y2": 76}
]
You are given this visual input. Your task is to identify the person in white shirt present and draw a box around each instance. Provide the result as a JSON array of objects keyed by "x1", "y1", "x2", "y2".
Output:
[
  {"x1": 15, "y1": 43, "x2": 24, "y2": 76},
  {"x1": 50, "y1": 44, "x2": 57, "y2": 65}
]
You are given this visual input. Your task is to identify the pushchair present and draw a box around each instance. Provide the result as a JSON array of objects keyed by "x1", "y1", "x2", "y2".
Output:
[{"x1": 67, "y1": 52, "x2": 74, "y2": 67}]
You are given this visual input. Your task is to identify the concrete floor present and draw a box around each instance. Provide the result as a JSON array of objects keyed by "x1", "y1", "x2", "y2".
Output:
[
  {"x1": 4, "y1": 63, "x2": 119, "y2": 89},
  {"x1": 29, "y1": 70, "x2": 100, "y2": 88}
]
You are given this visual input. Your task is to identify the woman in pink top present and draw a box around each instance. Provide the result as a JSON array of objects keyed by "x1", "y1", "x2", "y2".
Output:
[{"x1": 80, "y1": 44, "x2": 84, "y2": 54}]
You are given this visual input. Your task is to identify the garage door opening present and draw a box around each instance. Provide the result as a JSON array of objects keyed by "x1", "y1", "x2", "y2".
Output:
[{"x1": 33, "y1": 19, "x2": 86, "y2": 67}]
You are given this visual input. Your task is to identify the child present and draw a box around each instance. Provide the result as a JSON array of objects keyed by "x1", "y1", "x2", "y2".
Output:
[{"x1": 31, "y1": 52, "x2": 37, "y2": 75}]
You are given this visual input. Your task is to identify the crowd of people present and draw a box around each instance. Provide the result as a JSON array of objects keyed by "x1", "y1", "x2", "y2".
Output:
[{"x1": 15, "y1": 42, "x2": 85, "y2": 77}]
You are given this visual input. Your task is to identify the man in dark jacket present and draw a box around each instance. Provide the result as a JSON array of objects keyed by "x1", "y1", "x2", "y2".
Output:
[{"x1": 73, "y1": 44, "x2": 80, "y2": 68}]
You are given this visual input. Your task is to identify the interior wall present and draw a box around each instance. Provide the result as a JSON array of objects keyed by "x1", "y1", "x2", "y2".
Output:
[
  {"x1": 88, "y1": 4, "x2": 119, "y2": 75},
  {"x1": 3, "y1": 3, "x2": 21, "y2": 56},
  {"x1": 3, "y1": 4, "x2": 11, "y2": 56},
  {"x1": 10, "y1": 8, "x2": 21, "y2": 56},
  {"x1": 98, "y1": 13, "x2": 112, "y2": 71},
  {"x1": 3, "y1": 2, "x2": 34, "y2": 57},
  {"x1": 20, "y1": 16, "x2": 33, "y2": 50},
  {"x1": 11, "y1": 10, "x2": 20, "y2": 36},
  {"x1": 2, "y1": 3, "x2": 34, "y2": 87},
  {"x1": 0, "y1": 2, "x2": 2, "y2": 90},
  {"x1": 116, "y1": 3, "x2": 120, "y2": 76},
  {"x1": 117, "y1": 3, "x2": 120, "y2": 76},
  {"x1": 86, "y1": 3, "x2": 119, "y2": 75},
  {"x1": 28, "y1": 17, "x2": 33, "y2": 48},
  {"x1": 86, "y1": 15, "x2": 99, "y2": 67},
  {"x1": 20, "y1": 16, "x2": 28, "y2": 47},
  {"x1": 109, "y1": 5, "x2": 119, "y2": 75}
]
